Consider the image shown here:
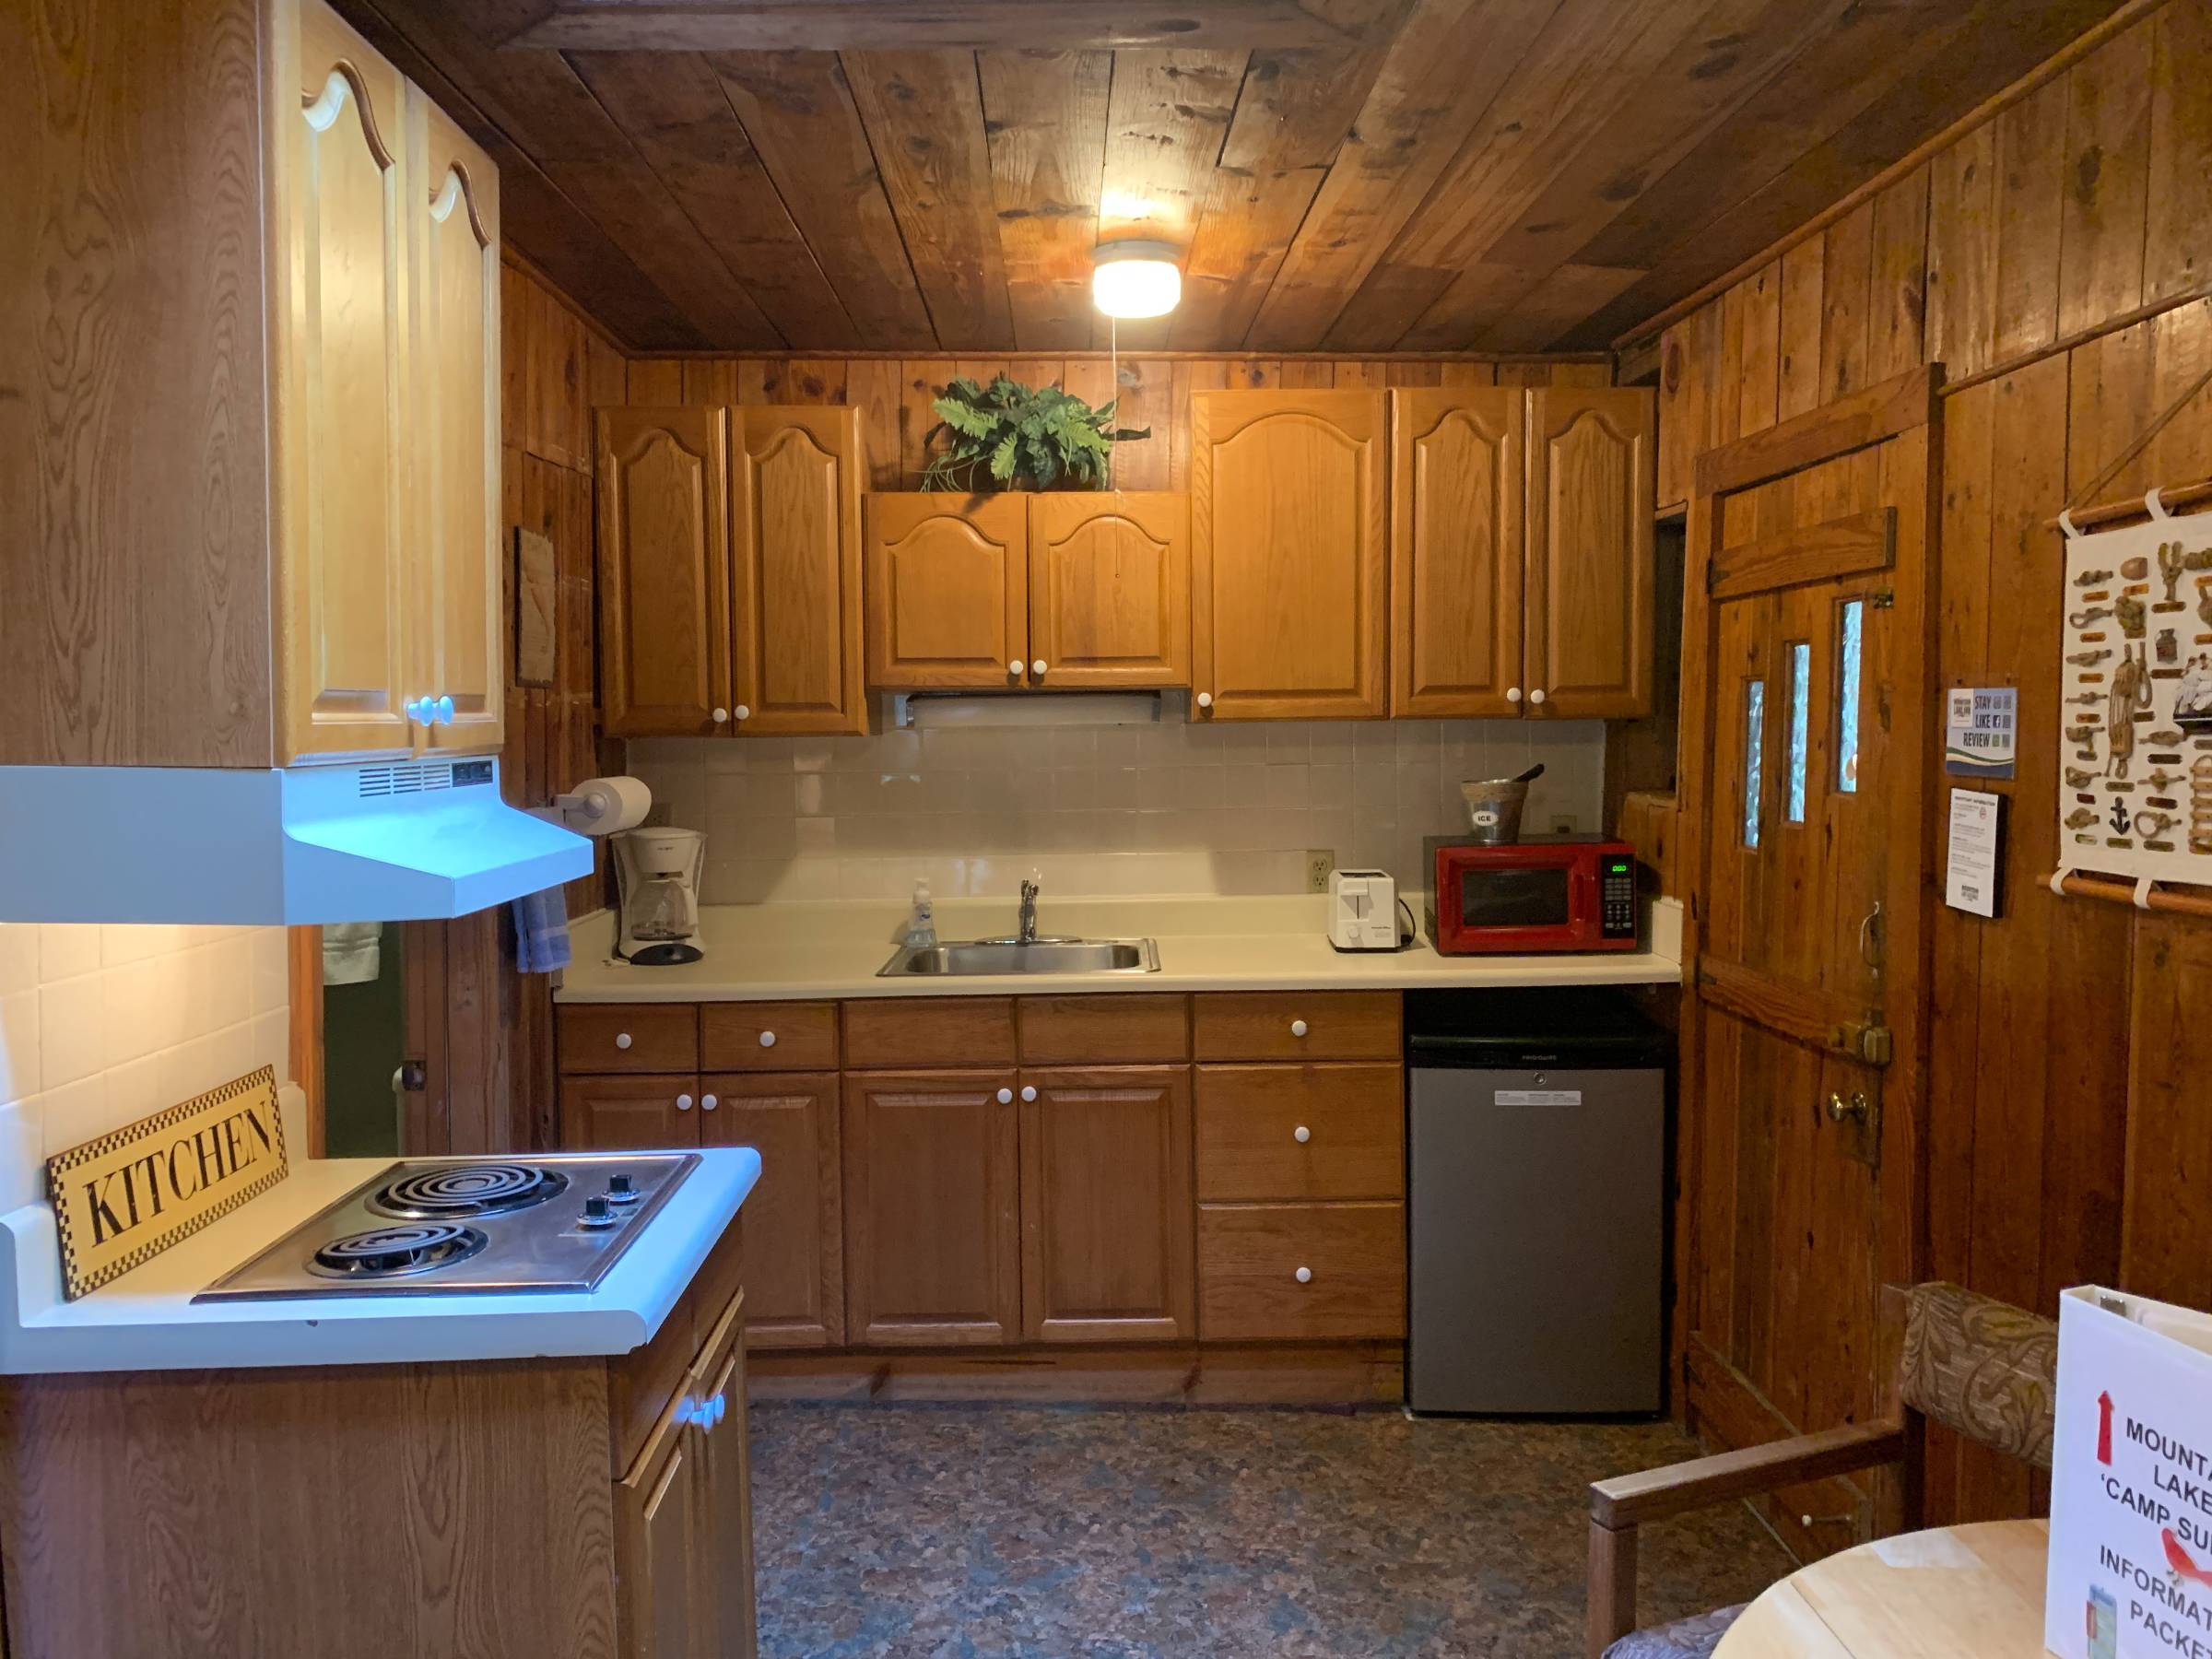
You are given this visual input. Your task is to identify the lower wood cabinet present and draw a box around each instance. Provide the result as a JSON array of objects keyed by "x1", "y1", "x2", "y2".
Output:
[
  {"x1": 1019, "y1": 1066, "x2": 1194, "y2": 1344},
  {"x1": 1196, "y1": 1201, "x2": 1407, "y2": 1341},
  {"x1": 702, "y1": 1071, "x2": 843, "y2": 1347},
  {"x1": 563, "y1": 1071, "x2": 700, "y2": 1149},
  {"x1": 841, "y1": 1070, "x2": 1022, "y2": 1346}
]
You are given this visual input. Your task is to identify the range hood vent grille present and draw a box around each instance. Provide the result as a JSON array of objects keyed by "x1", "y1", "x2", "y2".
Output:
[{"x1": 359, "y1": 761, "x2": 457, "y2": 798}]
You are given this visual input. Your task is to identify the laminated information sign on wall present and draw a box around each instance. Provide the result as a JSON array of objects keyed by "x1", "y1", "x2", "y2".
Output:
[{"x1": 2045, "y1": 1286, "x2": 2212, "y2": 1659}]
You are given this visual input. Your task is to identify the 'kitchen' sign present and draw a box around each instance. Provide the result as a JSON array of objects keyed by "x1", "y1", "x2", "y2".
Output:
[{"x1": 45, "y1": 1066, "x2": 288, "y2": 1301}]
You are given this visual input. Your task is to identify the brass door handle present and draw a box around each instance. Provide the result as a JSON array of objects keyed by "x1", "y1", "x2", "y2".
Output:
[{"x1": 1827, "y1": 1090, "x2": 1870, "y2": 1124}]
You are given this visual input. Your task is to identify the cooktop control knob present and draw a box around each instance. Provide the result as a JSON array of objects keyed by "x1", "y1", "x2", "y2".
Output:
[
  {"x1": 606, "y1": 1172, "x2": 641, "y2": 1206},
  {"x1": 580, "y1": 1194, "x2": 618, "y2": 1229}
]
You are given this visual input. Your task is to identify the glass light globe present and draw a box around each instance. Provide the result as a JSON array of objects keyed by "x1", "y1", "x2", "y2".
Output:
[{"x1": 1091, "y1": 241, "x2": 1182, "y2": 319}]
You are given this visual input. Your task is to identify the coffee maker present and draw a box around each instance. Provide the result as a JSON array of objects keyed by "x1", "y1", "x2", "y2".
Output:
[{"x1": 612, "y1": 828, "x2": 706, "y2": 965}]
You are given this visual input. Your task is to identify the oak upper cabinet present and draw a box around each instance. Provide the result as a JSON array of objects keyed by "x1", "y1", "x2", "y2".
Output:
[
  {"x1": 1027, "y1": 494, "x2": 1191, "y2": 688},
  {"x1": 1524, "y1": 387, "x2": 1655, "y2": 718},
  {"x1": 1390, "y1": 388, "x2": 1524, "y2": 717},
  {"x1": 865, "y1": 495, "x2": 1030, "y2": 689},
  {"x1": 841, "y1": 1071, "x2": 1021, "y2": 1346},
  {"x1": 735, "y1": 406, "x2": 867, "y2": 735},
  {"x1": 1191, "y1": 390, "x2": 1388, "y2": 721},
  {"x1": 276, "y1": 0, "x2": 415, "y2": 763},
  {"x1": 408, "y1": 96, "x2": 504, "y2": 754},
  {"x1": 597, "y1": 407, "x2": 735, "y2": 737},
  {"x1": 1018, "y1": 1067, "x2": 1194, "y2": 1344}
]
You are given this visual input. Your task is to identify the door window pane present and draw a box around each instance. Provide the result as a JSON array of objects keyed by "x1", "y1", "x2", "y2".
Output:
[
  {"x1": 1837, "y1": 601, "x2": 1864, "y2": 794},
  {"x1": 1786, "y1": 641, "x2": 1811, "y2": 823},
  {"x1": 1743, "y1": 679, "x2": 1766, "y2": 849}
]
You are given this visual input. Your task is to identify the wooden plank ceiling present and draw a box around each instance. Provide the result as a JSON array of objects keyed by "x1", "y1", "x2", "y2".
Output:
[{"x1": 336, "y1": 0, "x2": 2136, "y2": 354}]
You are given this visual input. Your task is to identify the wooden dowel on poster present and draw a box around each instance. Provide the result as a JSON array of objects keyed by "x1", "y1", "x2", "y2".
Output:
[
  {"x1": 2043, "y1": 870, "x2": 2212, "y2": 919},
  {"x1": 2044, "y1": 475, "x2": 2212, "y2": 535}
]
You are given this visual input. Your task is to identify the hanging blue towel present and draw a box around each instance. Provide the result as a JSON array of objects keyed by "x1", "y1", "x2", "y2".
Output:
[{"x1": 512, "y1": 884, "x2": 572, "y2": 973}]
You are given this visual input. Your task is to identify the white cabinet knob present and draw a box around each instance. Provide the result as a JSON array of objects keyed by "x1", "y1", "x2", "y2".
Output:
[
  {"x1": 1506, "y1": 687, "x2": 1523, "y2": 704},
  {"x1": 676, "y1": 1092, "x2": 694, "y2": 1112},
  {"x1": 734, "y1": 704, "x2": 751, "y2": 721},
  {"x1": 433, "y1": 694, "x2": 455, "y2": 724},
  {"x1": 1008, "y1": 660, "x2": 1023, "y2": 676},
  {"x1": 712, "y1": 1392, "x2": 727, "y2": 1425},
  {"x1": 701, "y1": 1093, "x2": 718, "y2": 1112},
  {"x1": 1295, "y1": 1266, "x2": 1313, "y2": 1285},
  {"x1": 996, "y1": 1088, "x2": 1013, "y2": 1103},
  {"x1": 712, "y1": 707, "x2": 729, "y2": 724},
  {"x1": 1020, "y1": 1085, "x2": 1037, "y2": 1102},
  {"x1": 1290, "y1": 1018, "x2": 1309, "y2": 1037},
  {"x1": 1030, "y1": 660, "x2": 1047, "y2": 677},
  {"x1": 615, "y1": 1032, "x2": 633, "y2": 1050},
  {"x1": 1529, "y1": 688, "x2": 1547, "y2": 706},
  {"x1": 1294, "y1": 1125, "x2": 1312, "y2": 1144},
  {"x1": 759, "y1": 1030, "x2": 776, "y2": 1048},
  {"x1": 1195, "y1": 692, "x2": 1213, "y2": 710}
]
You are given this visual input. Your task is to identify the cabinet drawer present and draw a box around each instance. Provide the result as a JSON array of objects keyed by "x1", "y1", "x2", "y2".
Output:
[
  {"x1": 1196, "y1": 1202, "x2": 1406, "y2": 1341},
  {"x1": 701, "y1": 1001, "x2": 839, "y2": 1071},
  {"x1": 1195, "y1": 1064, "x2": 1404, "y2": 1201},
  {"x1": 841, "y1": 996, "x2": 1017, "y2": 1068},
  {"x1": 558, "y1": 1004, "x2": 700, "y2": 1075},
  {"x1": 1018, "y1": 994, "x2": 1190, "y2": 1064},
  {"x1": 1192, "y1": 992, "x2": 1400, "y2": 1061}
]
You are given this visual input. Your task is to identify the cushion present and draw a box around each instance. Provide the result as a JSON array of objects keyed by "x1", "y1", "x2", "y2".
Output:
[{"x1": 1601, "y1": 1603, "x2": 1747, "y2": 1659}]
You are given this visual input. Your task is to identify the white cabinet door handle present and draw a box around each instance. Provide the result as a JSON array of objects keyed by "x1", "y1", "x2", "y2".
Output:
[
  {"x1": 700, "y1": 1093, "x2": 718, "y2": 1112},
  {"x1": 996, "y1": 1088, "x2": 1013, "y2": 1103},
  {"x1": 615, "y1": 1032, "x2": 633, "y2": 1050},
  {"x1": 712, "y1": 707, "x2": 729, "y2": 724},
  {"x1": 1506, "y1": 687, "x2": 1523, "y2": 704},
  {"x1": 1294, "y1": 1266, "x2": 1313, "y2": 1285},
  {"x1": 1294, "y1": 1125, "x2": 1312, "y2": 1144},
  {"x1": 1528, "y1": 688, "x2": 1547, "y2": 706},
  {"x1": 1030, "y1": 660, "x2": 1047, "y2": 677},
  {"x1": 676, "y1": 1093, "x2": 694, "y2": 1112},
  {"x1": 1008, "y1": 660, "x2": 1023, "y2": 676},
  {"x1": 734, "y1": 704, "x2": 751, "y2": 721},
  {"x1": 433, "y1": 694, "x2": 455, "y2": 724},
  {"x1": 1290, "y1": 1018, "x2": 1308, "y2": 1037},
  {"x1": 1195, "y1": 692, "x2": 1213, "y2": 710},
  {"x1": 1020, "y1": 1085, "x2": 1037, "y2": 1102},
  {"x1": 759, "y1": 1030, "x2": 776, "y2": 1048}
]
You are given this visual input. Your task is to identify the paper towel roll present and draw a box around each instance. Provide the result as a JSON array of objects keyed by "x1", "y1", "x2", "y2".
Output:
[{"x1": 559, "y1": 775, "x2": 652, "y2": 835}]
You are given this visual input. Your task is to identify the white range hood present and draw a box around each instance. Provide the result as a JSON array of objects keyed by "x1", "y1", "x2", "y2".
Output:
[{"x1": 0, "y1": 757, "x2": 592, "y2": 924}]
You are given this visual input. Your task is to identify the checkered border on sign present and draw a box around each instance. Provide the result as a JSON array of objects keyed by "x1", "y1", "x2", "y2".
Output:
[{"x1": 45, "y1": 1065, "x2": 290, "y2": 1301}]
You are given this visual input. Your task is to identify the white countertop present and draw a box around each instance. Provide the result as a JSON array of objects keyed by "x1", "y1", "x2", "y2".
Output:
[
  {"x1": 554, "y1": 894, "x2": 1685, "y2": 1003},
  {"x1": 0, "y1": 1135, "x2": 760, "y2": 1374}
]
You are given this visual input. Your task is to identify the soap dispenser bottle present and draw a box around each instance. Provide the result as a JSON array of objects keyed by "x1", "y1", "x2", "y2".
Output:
[{"x1": 903, "y1": 879, "x2": 937, "y2": 948}]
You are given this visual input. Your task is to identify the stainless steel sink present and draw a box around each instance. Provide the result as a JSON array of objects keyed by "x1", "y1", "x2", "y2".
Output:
[{"x1": 877, "y1": 938, "x2": 1160, "y2": 977}]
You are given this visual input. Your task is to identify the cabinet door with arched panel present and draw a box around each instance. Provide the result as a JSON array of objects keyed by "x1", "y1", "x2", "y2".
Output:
[
  {"x1": 1389, "y1": 388, "x2": 1524, "y2": 717},
  {"x1": 1028, "y1": 494, "x2": 1190, "y2": 688},
  {"x1": 277, "y1": 0, "x2": 415, "y2": 762},
  {"x1": 1524, "y1": 387, "x2": 1655, "y2": 719},
  {"x1": 735, "y1": 406, "x2": 867, "y2": 734},
  {"x1": 409, "y1": 97, "x2": 503, "y2": 754},
  {"x1": 865, "y1": 494, "x2": 1030, "y2": 689}
]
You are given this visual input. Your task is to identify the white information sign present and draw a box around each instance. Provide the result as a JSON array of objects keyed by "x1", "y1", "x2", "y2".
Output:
[{"x1": 1946, "y1": 788, "x2": 2003, "y2": 918}]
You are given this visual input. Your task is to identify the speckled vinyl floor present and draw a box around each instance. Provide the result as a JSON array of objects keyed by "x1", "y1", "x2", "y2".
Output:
[{"x1": 749, "y1": 1403, "x2": 1794, "y2": 1658}]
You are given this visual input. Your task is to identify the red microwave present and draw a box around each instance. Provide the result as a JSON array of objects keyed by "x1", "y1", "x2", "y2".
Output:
[{"x1": 1424, "y1": 837, "x2": 1641, "y2": 955}]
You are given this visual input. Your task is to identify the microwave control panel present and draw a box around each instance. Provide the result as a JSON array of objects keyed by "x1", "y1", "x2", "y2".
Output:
[{"x1": 1600, "y1": 857, "x2": 1638, "y2": 940}]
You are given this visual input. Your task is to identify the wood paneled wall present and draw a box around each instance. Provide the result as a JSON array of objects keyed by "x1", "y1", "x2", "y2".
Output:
[
  {"x1": 408, "y1": 254, "x2": 623, "y2": 1156},
  {"x1": 621, "y1": 355, "x2": 1612, "y2": 489},
  {"x1": 1645, "y1": 0, "x2": 2212, "y2": 1527}
]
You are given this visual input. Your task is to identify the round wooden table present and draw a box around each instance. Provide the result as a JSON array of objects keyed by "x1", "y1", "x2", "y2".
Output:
[{"x1": 1715, "y1": 1519, "x2": 2050, "y2": 1658}]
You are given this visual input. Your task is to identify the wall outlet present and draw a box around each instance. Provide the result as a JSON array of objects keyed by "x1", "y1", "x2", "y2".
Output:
[
  {"x1": 1551, "y1": 816, "x2": 1578, "y2": 836},
  {"x1": 1306, "y1": 849, "x2": 1335, "y2": 892}
]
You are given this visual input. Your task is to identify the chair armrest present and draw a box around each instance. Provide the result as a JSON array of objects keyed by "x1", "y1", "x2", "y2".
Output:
[{"x1": 1590, "y1": 1418, "x2": 1909, "y2": 1529}]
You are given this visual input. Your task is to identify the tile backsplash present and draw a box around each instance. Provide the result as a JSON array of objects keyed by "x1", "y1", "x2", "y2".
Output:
[
  {"x1": 0, "y1": 924, "x2": 293, "y2": 1211},
  {"x1": 627, "y1": 713, "x2": 1606, "y2": 904}
]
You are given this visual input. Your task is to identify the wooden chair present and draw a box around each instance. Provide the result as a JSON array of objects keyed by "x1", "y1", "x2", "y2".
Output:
[{"x1": 1584, "y1": 1282, "x2": 2058, "y2": 1659}]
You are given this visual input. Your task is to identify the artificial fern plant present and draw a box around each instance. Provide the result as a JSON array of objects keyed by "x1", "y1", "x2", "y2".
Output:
[{"x1": 921, "y1": 375, "x2": 1150, "y2": 491}]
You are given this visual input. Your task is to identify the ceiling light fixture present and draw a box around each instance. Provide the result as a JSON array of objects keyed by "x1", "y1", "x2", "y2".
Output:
[{"x1": 1091, "y1": 240, "x2": 1182, "y2": 319}]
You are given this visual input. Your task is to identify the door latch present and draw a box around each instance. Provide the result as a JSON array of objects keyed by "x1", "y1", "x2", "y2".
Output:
[{"x1": 1826, "y1": 1020, "x2": 1893, "y2": 1067}]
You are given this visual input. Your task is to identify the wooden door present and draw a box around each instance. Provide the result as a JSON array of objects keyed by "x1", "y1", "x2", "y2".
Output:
[
  {"x1": 560, "y1": 1074, "x2": 701, "y2": 1150},
  {"x1": 277, "y1": 1, "x2": 413, "y2": 762},
  {"x1": 865, "y1": 494, "x2": 1029, "y2": 688},
  {"x1": 700, "y1": 1072, "x2": 843, "y2": 1347},
  {"x1": 1027, "y1": 494, "x2": 1191, "y2": 688},
  {"x1": 616, "y1": 1427, "x2": 706, "y2": 1659},
  {"x1": 597, "y1": 407, "x2": 734, "y2": 736},
  {"x1": 696, "y1": 1330, "x2": 759, "y2": 1659},
  {"x1": 735, "y1": 406, "x2": 866, "y2": 735},
  {"x1": 1191, "y1": 390, "x2": 1387, "y2": 721},
  {"x1": 1524, "y1": 386, "x2": 1656, "y2": 718},
  {"x1": 408, "y1": 97, "x2": 502, "y2": 755},
  {"x1": 1390, "y1": 389, "x2": 1524, "y2": 716},
  {"x1": 1018, "y1": 1066, "x2": 1194, "y2": 1344},
  {"x1": 841, "y1": 1071, "x2": 1020, "y2": 1345},
  {"x1": 1678, "y1": 369, "x2": 1936, "y2": 1557}
]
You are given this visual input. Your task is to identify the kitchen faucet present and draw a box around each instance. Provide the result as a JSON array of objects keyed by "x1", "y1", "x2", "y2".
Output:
[{"x1": 1018, "y1": 874, "x2": 1041, "y2": 945}]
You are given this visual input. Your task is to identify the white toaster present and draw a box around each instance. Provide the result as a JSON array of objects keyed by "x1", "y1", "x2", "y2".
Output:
[{"x1": 1328, "y1": 869, "x2": 1399, "y2": 951}]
